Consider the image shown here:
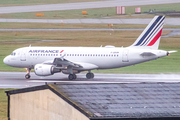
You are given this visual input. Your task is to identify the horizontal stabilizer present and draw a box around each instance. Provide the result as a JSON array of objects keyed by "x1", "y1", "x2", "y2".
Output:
[{"x1": 168, "y1": 51, "x2": 177, "y2": 53}]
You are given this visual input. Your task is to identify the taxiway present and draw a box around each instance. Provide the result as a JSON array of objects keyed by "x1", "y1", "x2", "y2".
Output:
[{"x1": 1, "y1": 18, "x2": 180, "y2": 25}]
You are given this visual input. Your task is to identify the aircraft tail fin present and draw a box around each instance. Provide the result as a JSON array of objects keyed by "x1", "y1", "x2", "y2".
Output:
[{"x1": 130, "y1": 16, "x2": 165, "y2": 50}]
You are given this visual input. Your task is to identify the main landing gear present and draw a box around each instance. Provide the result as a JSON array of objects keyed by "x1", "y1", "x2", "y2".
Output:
[
  {"x1": 86, "y1": 72, "x2": 94, "y2": 79},
  {"x1": 68, "y1": 74, "x2": 77, "y2": 80},
  {"x1": 68, "y1": 72, "x2": 94, "y2": 80},
  {"x1": 25, "y1": 68, "x2": 31, "y2": 79}
]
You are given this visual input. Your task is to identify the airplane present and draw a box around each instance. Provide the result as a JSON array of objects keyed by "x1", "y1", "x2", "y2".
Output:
[{"x1": 3, "y1": 16, "x2": 177, "y2": 80}]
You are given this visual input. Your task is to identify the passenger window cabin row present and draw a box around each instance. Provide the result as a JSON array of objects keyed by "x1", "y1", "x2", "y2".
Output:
[{"x1": 30, "y1": 54, "x2": 119, "y2": 57}]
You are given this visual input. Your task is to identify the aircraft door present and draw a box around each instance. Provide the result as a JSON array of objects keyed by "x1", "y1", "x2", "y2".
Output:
[
  {"x1": 20, "y1": 49, "x2": 26, "y2": 61},
  {"x1": 122, "y1": 50, "x2": 129, "y2": 62}
]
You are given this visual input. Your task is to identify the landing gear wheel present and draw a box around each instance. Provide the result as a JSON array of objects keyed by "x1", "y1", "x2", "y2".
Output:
[
  {"x1": 86, "y1": 73, "x2": 94, "y2": 79},
  {"x1": 25, "y1": 68, "x2": 31, "y2": 79},
  {"x1": 73, "y1": 74, "x2": 77, "y2": 80},
  {"x1": 25, "y1": 74, "x2": 31, "y2": 79},
  {"x1": 68, "y1": 74, "x2": 74, "y2": 80},
  {"x1": 90, "y1": 73, "x2": 94, "y2": 78},
  {"x1": 68, "y1": 74, "x2": 77, "y2": 80},
  {"x1": 86, "y1": 73, "x2": 92, "y2": 79}
]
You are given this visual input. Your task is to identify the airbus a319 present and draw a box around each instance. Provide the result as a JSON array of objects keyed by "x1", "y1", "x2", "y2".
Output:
[{"x1": 3, "y1": 16, "x2": 177, "y2": 80}]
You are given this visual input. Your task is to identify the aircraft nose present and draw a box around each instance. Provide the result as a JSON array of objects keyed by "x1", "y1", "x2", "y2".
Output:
[{"x1": 3, "y1": 56, "x2": 9, "y2": 65}]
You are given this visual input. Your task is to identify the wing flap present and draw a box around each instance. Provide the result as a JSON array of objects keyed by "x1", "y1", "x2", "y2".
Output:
[
  {"x1": 42, "y1": 57, "x2": 98, "y2": 70},
  {"x1": 73, "y1": 62, "x2": 98, "y2": 70},
  {"x1": 53, "y1": 58, "x2": 82, "y2": 68}
]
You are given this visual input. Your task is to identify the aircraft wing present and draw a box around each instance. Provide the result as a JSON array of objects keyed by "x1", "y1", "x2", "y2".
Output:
[
  {"x1": 53, "y1": 58, "x2": 82, "y2": 68},
  {"x1": 43, "y1": 57, "x2": 98, "y2": 70}
]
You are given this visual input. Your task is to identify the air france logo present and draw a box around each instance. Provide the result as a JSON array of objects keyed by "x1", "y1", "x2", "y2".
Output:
[
  {"x1": 60, "y1": 50, "x2": 64, "y2": 53},
  {"x1": 29, "y1": 50, "x2": 64, "y2": 53}
]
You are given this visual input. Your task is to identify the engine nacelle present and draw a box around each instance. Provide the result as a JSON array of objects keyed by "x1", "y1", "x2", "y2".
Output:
[{"x1": 34, "y1": 64, "x2": 61, "y2": 76}]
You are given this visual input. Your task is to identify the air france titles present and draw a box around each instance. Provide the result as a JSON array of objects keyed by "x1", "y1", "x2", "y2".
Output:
[{"x1": 29, "y1": 50, "x2": 59, "y2": 53}]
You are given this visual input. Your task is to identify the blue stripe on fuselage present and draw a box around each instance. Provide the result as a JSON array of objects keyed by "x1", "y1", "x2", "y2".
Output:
[{"x1": 135, "y1": 16, "x2": 163, "y2": 46}]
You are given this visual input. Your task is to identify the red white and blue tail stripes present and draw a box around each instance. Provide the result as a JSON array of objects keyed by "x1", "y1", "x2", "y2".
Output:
[{"x1": 131, "y1": 16, "x2": 165, "y2": 49}]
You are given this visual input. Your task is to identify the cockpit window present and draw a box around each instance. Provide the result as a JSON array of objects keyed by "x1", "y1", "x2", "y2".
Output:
[{"x1": 10, "y1": 52, "x2": 16, "y2": 56}]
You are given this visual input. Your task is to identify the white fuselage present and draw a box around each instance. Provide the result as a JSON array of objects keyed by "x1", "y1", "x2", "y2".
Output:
[{"x1": 4, "y1": 46, "x2": 168, "y2": 71}]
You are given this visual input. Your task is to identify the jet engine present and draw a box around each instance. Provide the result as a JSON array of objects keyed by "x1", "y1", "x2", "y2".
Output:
[{"x1": 34, "y1": 64, "x2": 61, "y2": 76}]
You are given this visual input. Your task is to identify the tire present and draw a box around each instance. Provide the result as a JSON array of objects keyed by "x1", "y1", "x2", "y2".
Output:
[
  {"x1": 86, "y1": 73, "x2": 91, "y2": 79},
  {"x1": 73, "y1": 74, "x2": 77, "y2": 80},
  {"x1": 90, "y1": 73, "x2": 94, "y2": 78},
  {"x1": 68, "y1": 74, "x2": 74, "y2": 80},
  {"x1": 25, "y1": 74, "x2": 30, "y2": 79}
]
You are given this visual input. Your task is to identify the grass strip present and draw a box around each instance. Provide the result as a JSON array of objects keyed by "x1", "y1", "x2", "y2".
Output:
[
  {"x1": 0, "y1": 23, "x2": 180, "y2": 29},
  {"x1": 0, "y1": 3, "x2": 180, "y2": 19},
  {"x1": 0, "y1": 89, "x2": 14, "y2": 120}
]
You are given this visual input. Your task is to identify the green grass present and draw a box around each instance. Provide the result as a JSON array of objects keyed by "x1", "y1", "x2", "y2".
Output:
[
  {"x1": 0, "y1": 7, "x2": 117, "y2": 19},
  {"x1": 1, "y1": 3, "x2": 180, "y2": 19},
  {"x1": 0, "y1": 22, "x2": 179, "y2": 29},
  {"x1": 126, "y1": 3, "x2": 180, "y2": 15},
  {"x1": 0, "y1": 22, "x2": 148, "y2": 29},
  {"x1": 0, "y1": 89, "x2": 14, "y2": 120}
]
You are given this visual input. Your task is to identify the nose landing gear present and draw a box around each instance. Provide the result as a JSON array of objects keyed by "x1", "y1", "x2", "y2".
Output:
[
  {"x1": 25, "y1": 68, "x2": 31, "y2": 79},
  {"x1": 25, "y1": 74, "x2": 30, "y2": 79}
]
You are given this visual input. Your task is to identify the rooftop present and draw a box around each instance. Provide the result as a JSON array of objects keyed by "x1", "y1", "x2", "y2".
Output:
[{"x1": 7, "y1": 83, "x2": 180, "y2": 119}]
